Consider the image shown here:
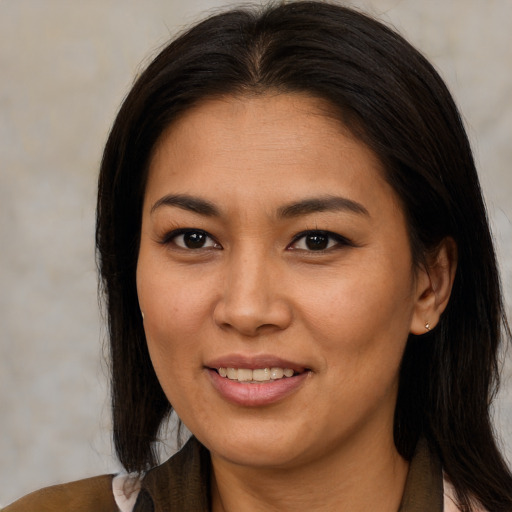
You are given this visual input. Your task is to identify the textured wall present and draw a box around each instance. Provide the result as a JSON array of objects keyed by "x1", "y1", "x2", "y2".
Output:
[{"x1": 1, "y1": 0, "x2": 511, "y2": 505}]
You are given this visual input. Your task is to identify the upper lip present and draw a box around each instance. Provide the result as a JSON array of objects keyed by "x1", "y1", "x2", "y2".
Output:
[{"x1": 205, "y1": 354, "x2": 308, "y2": 373}]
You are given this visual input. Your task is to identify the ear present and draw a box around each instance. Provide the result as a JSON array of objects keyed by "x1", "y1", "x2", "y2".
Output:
[{"x1": 410, "y1": 237, "x2": 457, "y2": 335}]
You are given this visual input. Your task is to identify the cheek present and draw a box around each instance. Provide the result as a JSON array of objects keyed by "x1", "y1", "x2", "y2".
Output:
[
  {"x1": 137, "y1": 276, "x2": 209, "y2": 413},
  {"x1": 138, "y1": 259, "x2": 215, "y2": 333},
  {"x1": 296, "y1": 257, "x2": 415, "y2": 363},
  {"x1": 136, "y1": 259, "x2": 215, "y2": 382}
]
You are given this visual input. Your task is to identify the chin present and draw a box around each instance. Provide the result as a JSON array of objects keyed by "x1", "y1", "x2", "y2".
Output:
[
  {"x1": 193, "y1": 419, "x2": 317, "y2": 470},
  {"x1": 215, "y1": 441, "x2": 303, "y2": 469}
]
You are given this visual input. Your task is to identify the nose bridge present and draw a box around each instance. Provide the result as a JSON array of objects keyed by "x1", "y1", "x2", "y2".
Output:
[
  {"x1": 230, "y1": 243, "x2": 268, "y2": 296},
  {"x1": 214, "y1": 242, "x2": 291, "y2": 335}
]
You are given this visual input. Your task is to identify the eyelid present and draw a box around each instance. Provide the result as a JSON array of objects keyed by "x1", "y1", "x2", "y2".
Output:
[{"x1": 288, "y1": 230, "x2": 354, "y2": 251}]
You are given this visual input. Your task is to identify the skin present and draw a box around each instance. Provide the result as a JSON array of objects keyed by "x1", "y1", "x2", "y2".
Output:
[{"x1": 137, "y1": 93, "x2": 455, "y2": 512}]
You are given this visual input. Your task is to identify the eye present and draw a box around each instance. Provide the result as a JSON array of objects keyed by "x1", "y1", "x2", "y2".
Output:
[
  {"x1": 289, "y1": 230, "x2": 351, "y2": 251},
  {"x1": 163, "y1": 229, "x2": 221, "y2": 250}
]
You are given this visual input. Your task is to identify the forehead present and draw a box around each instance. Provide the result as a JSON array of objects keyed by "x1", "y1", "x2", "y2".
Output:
[
  {"x1": 145, "y1": 93, "x2": 398, "y2": 218},
  {"x1": 151, "y1": 92, "x2": 366, "y2": 165}
]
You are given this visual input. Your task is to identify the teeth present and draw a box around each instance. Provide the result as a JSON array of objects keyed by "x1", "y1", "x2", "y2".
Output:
[
  {"x1": 252, "y1": 368, "x2": 271, "y2": 381},
  {"x1": 237, "y1": 369, "x2": 253, "y2": 382},
  {"x1": 217, "y1": 367, "x2": 296, "y2": 382},
  {"x1": 270, "y1": 367, "x2": 283, "y2": 379}
]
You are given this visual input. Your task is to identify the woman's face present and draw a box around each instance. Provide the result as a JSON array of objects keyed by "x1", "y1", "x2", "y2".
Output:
[{"x1": 137, "y1": 93, "x2": 427, "y2": 470}]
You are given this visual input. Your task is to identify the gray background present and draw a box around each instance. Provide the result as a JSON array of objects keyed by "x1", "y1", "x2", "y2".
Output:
[{"x1": 1, "y1": 0, "x2": 511, "y2": 505}]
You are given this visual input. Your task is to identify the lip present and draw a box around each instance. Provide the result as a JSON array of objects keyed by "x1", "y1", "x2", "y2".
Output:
[
  {"x1": 204, "y1": 354, "x2": 310, "y2": 407},
  {"x1": 207, "y1": 368, "x2": 309, "y2": 407},
  {"x1": 205, "y1": 354, "x2": 307, "y2": 373}
]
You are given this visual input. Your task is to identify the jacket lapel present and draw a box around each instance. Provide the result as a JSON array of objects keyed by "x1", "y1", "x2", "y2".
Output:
[{"x1": 136, "y1": 437, "x2": 443, "y2": 512}]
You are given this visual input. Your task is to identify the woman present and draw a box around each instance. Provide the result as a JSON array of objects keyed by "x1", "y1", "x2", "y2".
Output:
[{"x1": 5, "y1": 1, "x2": 512, "y2": 511}]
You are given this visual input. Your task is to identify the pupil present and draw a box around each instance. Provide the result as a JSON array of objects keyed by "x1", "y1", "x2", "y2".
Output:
[
  {"x1": 306, "y1": 234, "x2": 328, "y2": 250},
  {"x1": 184, "y1": 232, "x2": 206, "y2": 249}
]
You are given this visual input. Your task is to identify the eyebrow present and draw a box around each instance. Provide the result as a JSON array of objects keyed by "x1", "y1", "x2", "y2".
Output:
[
  {"x1": 151, "y1": 194, "x2": 219, "y2": 216},
  {"x1": 150, "y1": 193, "x2": 369, "y2": 218},
  {"x1": 278, "y1": 196, "x2": 369, "y2": 218}
]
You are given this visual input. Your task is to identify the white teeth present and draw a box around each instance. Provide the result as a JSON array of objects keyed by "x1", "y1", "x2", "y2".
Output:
[
  {"x1": 217, "y1": 367, "x2": 296, "y2": 382},
  {"x1": 270, "y1": 367, "x2": 284, "y2": 379},
  {"x1": 227, "y1": 368, "x2": 238, "y2": 379},
  {"x1": 237, "y1": 369, "x2": 253, "y2": 382},
  {"x1": 252, "y1": 368, "x2": 271, "y2": 381}
]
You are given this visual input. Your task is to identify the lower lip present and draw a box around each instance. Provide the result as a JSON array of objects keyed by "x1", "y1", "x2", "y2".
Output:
[{"x1": 207, "y1": 369, "x2": 309, "y2": 407}]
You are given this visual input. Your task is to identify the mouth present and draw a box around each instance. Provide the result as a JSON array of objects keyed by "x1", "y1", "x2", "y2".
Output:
[
  {"x1": 215, "y1": 367, "x2": 302, "y2": 383},
  {"x1": 206, "y1": 361, "x2": 310, "y2": 406}
]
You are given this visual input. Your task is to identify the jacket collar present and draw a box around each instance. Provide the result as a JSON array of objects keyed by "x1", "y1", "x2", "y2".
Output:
[{"x1": 136, "y1": 437, "x2": 443, "y2": 512}]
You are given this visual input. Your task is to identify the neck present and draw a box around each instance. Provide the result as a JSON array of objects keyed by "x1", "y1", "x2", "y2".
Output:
[{"x1": 210, "y1": 432, "x2": 409, "y2": 512}]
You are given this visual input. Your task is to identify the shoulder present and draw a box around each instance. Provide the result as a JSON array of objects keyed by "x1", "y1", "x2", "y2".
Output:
[{"x1": 2, "y1": 474, "x2": 117, "y2": 512}]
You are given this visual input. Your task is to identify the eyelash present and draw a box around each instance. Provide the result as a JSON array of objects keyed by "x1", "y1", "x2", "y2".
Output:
[
  {"x1": 160, "y1": 228, "x2": 353, "y2": 252},
  {"x1": 288, "y1": 230, "x2": 354, "y2": 252}
]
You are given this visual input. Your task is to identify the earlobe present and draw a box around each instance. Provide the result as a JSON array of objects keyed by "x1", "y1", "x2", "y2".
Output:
[{"x1": 410, "y1": 237, "x2": 457, "y2": 335}]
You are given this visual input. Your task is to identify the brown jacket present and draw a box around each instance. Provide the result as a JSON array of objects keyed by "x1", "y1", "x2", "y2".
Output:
[
  {"x1": 3, "y1": 474, "x2": 117, "y2": 512},
  {"x1": 3, "y1": 437, "x2": 443, "y2": 512}
]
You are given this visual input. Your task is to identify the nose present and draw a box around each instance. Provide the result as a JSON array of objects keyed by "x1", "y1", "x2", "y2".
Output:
[{"x1": 213, "y1": 250, "x2": 293, "y2": 337}]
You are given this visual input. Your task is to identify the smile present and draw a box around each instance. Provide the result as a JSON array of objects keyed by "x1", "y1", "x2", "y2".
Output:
[
  {"x1": 207, "y1": 365, "x2": 310, "y2": 406},
  {"x1": 217, "y1": 367, "x2": 296, "y2": 382}
]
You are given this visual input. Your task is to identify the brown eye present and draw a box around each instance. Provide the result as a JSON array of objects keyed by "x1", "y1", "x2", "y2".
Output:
[
  {"x1": 167, "y1": 229, "x2": 220, "y2": 250},
  {"x1": 304, "y1": 233, "x2": 329, "y2": 250},
  {"x1": 183, "y1": 231, "x2": 208, "y2": 248},
  {"x1": 289, "y1": 230, "x2": 352, "y2": 252}
]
